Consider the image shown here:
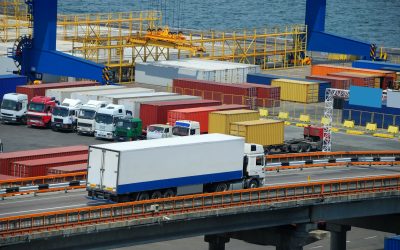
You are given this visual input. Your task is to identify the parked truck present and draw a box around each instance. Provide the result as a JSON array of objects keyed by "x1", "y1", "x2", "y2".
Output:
[
  {"x1": 94, "y1": 104, "x2": 130, "y2": 140},
  {"x1": 51, "y1": 98, "x2": 82, "y2": 131},
  {"x1": 87, "y1": 134, "x2": 265, "y2": 202},
  {"x1": 1, "y1": 93, "x2": 28, "y2": 124},
  {"x1": 26, "y1": 96, "x2": 58, "y2": 128},
  {"x1": 114, "y1": 116, "x2": 143, "y2": 141},
  {"x1": 146, "y1": 120, "x2": 200, "y2": 139},
  {"x1": 77, "y1": 100, "x2": 108, "y2": 135}
]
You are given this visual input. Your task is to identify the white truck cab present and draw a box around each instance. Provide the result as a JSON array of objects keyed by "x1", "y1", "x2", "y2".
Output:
[
  {"x1": 1, "y1": 93, "x2": 28, "y2": 124},
  {"x1": 77, "y1": 100, "x2": 108, "y2": 135},
  {"x1": 172, "y1": 120, "x2": 201, "y2": 136},
  {"x1": 243, "y1": 143, "x2": 266, "y2": 187},
  {"x1": 94, "y1": 104, "x2": 129, "y2": 140},
  {"x1": 51, "y1": 98, "x2": 82, "y2": 131},
  {"x1": 146, "y1": 124, "x2": 173, "y2": 139}
]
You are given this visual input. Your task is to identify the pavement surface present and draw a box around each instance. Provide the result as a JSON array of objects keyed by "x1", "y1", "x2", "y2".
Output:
[{"x1": 0, "y1": 122, "x2": 399, "y2": 249}]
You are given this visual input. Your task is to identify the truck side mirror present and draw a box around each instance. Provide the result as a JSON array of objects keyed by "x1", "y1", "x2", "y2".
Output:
[
  {"x1": 126, "y1": 110, "x2": 132, "y2": 116},
  {"x1": 190, "y1": 129, "x2": 196, "y2": 135}
]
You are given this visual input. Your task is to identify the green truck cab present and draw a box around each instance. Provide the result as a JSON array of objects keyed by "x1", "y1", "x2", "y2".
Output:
[{"x1": 114, "y1": 116, "x2": 143, "y2": 141}]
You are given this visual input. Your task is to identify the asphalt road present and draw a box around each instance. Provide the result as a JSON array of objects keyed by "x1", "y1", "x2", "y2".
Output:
[{"x1": 0, "y1": 122, "x2": 399, "y2": 249}]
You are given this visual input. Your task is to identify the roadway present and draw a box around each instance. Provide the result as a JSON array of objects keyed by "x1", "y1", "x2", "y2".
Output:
[{"x1": 1, "y1": 122, "x2": 399, "y2": 249}]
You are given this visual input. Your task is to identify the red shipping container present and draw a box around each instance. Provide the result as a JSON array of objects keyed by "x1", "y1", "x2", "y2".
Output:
[
  {"x1": 0, "y1": 145, "x2": 88, "y2": 175},
  {"x1": 306, "y1": 75, "x2": 351, "y2": 90},
  {"x1": 140, "y1": 99, "x2": 222, "y2": 128},
  {"x1": 167, "y1": 104, "x2": 248, "y2": 133},
  {"x1": 173, "y1": 78, "x2": 257, "y2": 105},
  {"x1": 47, "y1": 163, "x2": 87, "y2": 175},
  {"x1": 10, "y1": 154, "x2": 88, "y2": 178},
  {"x1": 0, "y1": 174, "x2": 15, "y2": 181},
  {"x1": 240, "y1": 83, "x2": 281, "y2": 107},
  {"x1": 328, "y1": 72, "x2": 375, "y2": 88},
  {"x1": 311, "y1": 64, "x2": 395, "y2": 89},
  {"x1": 16, "y1": 81, "x2": 98, "y2": 101}
]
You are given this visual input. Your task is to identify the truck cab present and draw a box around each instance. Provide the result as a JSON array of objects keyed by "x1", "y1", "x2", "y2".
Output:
[
  {"x1": 94, "y1": 104, "x2": 128, "y2": 140},
  {"x1": 146, "y1": 124, "x2": 173, "y2": 139},
  {"x1": 114, "y1": 116, "x2": 143, "y2": 141},
  {"x1": 51, "y1": 98, "x2": 82, "y2": 131},
  {"x1": 1, "y1": 93, "x2": 28, "y2": 124},
  {"x1": 243, "y1": 143, "x2": 266, "y2": 188},
  {"x1": 26, "y1": 96, "x2": 57, "y2": 128},
  {"x1": 77, "y1": 100, "x2": 108, "y2": 135},
  {"x1": 172, "y1": 120, "x2": 201, "y2": 137}
]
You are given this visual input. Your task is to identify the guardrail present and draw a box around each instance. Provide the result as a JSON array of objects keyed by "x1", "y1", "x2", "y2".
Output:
[{"x1": 1, "y1": 174, "x2": 399, "y2": 238}]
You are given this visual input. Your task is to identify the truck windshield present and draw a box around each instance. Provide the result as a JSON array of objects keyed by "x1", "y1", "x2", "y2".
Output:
[
  {"x1": 1, "y1": 99, "x2": 18, "y2": 111},
  {"x1": 78, "y1": 109, "x2": 96, "y2": 119},
  {"x1": 52, "y1": 107, "x2": 69, "y2": 117},
  {"x1": 117, "y1": 120, "x2": 136, "y2": 129},
  {"x1": 95, "y1": 113, "x2": 113, "y2": 124},
  {"x1": 28, "y1": 102, "x2": 45, "y2": 112},
  {"x1": 147, "y1": 126, "x2": 164, "y2": 132},
  {"x1": 172, "y1": 126, "x2": 189, "y2": 136}
]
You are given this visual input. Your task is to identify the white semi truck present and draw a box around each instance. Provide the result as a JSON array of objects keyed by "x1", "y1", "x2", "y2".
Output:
[
  {"x1": 77, "y1": 100, "x2": 108, "y2": 135},
  {"x1": 94, "y1": 104, "x2": 130, "y2": 140},
  {"x1": 51, "y1": 98, "x2": 82, "y2": 131},
  {"x1": 146, "y1": 120, "x2": 200, "y2": 139},
  {"x1": 0, "y1": 93, "x2": 28, "y2": 124},
  {"x1": 87, "y1": 134, "x2": 265, "y2": 202}
]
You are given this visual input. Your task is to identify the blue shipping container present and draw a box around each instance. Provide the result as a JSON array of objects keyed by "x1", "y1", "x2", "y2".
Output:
[
  {"x1": 385, "y1": 235, "x2": 400, "y2": 250},
  {"x1": 0, "y1": 74, "x2": 28, "y2": 101},
  {"x1": 349, "y1": 86, "x2": 382, "y2": 108},
  {"x1": 352, "y1": 60, "x2": 400, "y2": 71}
]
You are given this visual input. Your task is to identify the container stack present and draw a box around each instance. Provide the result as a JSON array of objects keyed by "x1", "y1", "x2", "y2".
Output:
[
  {"x1": 306, "y1": 75, "x2": 351, "y2": 90},
  {"x1": 47, "y1": 163, "x2": 87, "y2": 175},
  {"x1": 271, "y1": 79, "x2": 319, "y2": 103},
  {"x1": 208, "y1": 109, "x2": 260, "y2": 134},
  {"x1": 328, "y1": 72, "x2": 378, "y2": 88}
]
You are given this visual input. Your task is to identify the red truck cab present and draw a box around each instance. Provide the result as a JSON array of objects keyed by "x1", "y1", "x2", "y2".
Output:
[
  {"x1": 26, "y1": 96, "x2": 57, "y2": 128},
  {"x1": 304, "y1": 125, "x2": 324, "y2": 142}
]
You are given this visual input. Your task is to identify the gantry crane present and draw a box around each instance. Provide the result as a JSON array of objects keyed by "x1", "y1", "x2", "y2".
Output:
[{"x1": 7, "y1": 0, "x2": 112, "y2": 84}]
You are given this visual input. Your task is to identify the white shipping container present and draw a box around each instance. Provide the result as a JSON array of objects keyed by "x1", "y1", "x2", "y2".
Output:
[
  {"x1": 118, "y1": 94, "x2": 201, "y2": 117},
  {"x1": 71, "y1": 88, "x2": 154, "y2": 103},
  {"x1": 87, "y1": 134, "x2": 245, "y2": 195},
  {"x1": 387, "y1": 90, "x2": 400, "y2": 108},
  {"x1": 45, "y1": 85, "x2": 125, "y2": 102},
  {"x1": 135, "y1": 58, "x2": 260, "y2": 87},
  {"x1": 98, "y1": 92, "x2": 177, "y2": 104}
]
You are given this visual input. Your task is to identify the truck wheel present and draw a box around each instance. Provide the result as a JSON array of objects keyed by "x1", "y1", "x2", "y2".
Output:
[
  {"x1": 137, "y1": 192, "x2": 150, "y2": 200},
  {"x1": 215, "y1": 183, "x2": 229, "y2": 192},
  {"x1": 247, "y1": 179, "x2": 259, "y2": 189},
  {"x1": 163, "y1": 189, "x2": 175, "y2": 198},
  {"x1": 87, "y1": 190, "x2": 93, "y2": 197},
  {"x1": 305, "y1": 144, "x2": 311, "y2": 152},
  {"x1": 151, "y1": 191, "x2": 162, "y2": 199}
]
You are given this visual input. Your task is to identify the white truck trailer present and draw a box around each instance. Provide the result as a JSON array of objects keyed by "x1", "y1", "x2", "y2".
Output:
[
  {"x1": 71, "y1": 88, "x2": 155, "y2": 103},
  {"x1": 87, "y1": 134, "x2": 266, "y2": 202},
  {"x1": 45, "y1": 85, "x2": 125, "y2": 102}
]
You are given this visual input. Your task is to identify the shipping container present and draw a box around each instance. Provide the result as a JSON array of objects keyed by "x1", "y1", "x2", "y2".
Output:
[
  {"x1": 236, "y1": 82, "x2": 281, "y2": 107},
  {"x1": 0, "y1": 145, "x2": 88, "y2": 175},
  {"x1": 352, "y1": 60, "x2": 400, "y2": 71},
  {"x1": 271, "y1": 79, "x2": 319, "y2": 103},
  {"x1": 306, "y1": 75, "x2": 351, "y2": 90},
  {"x1": 71, "y1": 87, "x2": 155, "y2": 104},
  {"x1": 0, "y1": 74, "x2": 28, "y2": 102},
  {"x1": 11, "y1": 154, "x2": 88, "y2": 178},
  {"x1": 167, "y1": 104, "x2": 248, "y2": 133},
  {"x1": 230, "y1": 119, "x2": 284, "y2": 146},
  {"x1": 135, "y1": 58, "x2": 260, "y2": 86},
  {"x1": 0, "y1": 174, "x2": 15, "y2": 181},
  {"x1": 311, "y1": 64, "x2": 395, "y2": 89},
  {"x1": 47, "y1": 163, "x2": 87, "y2": 175},
  {"x1": 208, "y1": 109, "x2": 260, "y2": 134},
  {"x1": 140, "y1": 99, "x2": 222, "y2": 127},
  {"x1": 246, "y1": 73, "x2": 281, "y2": 85},
  {"x1": 119, "y1": 95, "x2": 201, "y2": 117},
  {"x1": 328, "y1": 72, "x2": 377, "y2": 88},
  {"x1": 45, "y1": 85, "x2": 125, "y2": 102},
  {"x1": 16, "y1": 81, "x2": 98, "y2": 101},
  {"x1": 173, "y1": 78, "x2": 257, "y2": 106},
  {"x1": 384, "y1": 235, "x2": 400, "y2": 250},
  {"x1": 98, "y1": 92, "x2": 176, "y2": 104}
]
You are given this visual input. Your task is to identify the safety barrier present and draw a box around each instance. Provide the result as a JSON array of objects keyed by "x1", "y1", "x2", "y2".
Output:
[{"x1": 0, "y1": 174, "x2": 399, "y2": 238}]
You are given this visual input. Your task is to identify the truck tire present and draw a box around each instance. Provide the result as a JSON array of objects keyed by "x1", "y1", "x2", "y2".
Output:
[
  {"x1": 247, "y1": 179, "x2": 259, "y2": 189},
  {"x1": 137, "y1": 192, "x2": 150, "y2": 200},
  {"x1": 305, "y1": 144, "x2": 311, "y2": 152},
  {"x1": 163, "y1": 189, "x2": 175, "y2": 198},
  {"x1": 215, "y1": 183, "x2": 229, "y2": 192},
  {"x1": 151, "y1": 191, "x2": 162, "y2": 199}
]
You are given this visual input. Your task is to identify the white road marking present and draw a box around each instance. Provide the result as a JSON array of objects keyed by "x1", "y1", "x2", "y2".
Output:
[
  {"x1": 0, "y1": 204, "x2": 87, "y2": 216},
  {"x1": 0, "y1": 192, "x2": 85, "y2": 204},
  {"x1": 364, "y1": 235, "x2": 377, "y2": 240},
  {"x1": 311, "y1": 246, "x2": 323, "y2": 249}
]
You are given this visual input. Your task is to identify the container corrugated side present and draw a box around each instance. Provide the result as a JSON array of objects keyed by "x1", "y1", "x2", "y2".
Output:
[
  {"x1": 45, "y1": 85, "x2": 125, "y2": 102},
  {"x1": 352, "y1": 60, "x2": 400, "y2": 71},
  {"x1": 0, "y1": 145, "x2": 88, "y2": 175},
  {"x1": 0, "y1": 74, "x2": 28, "y2": 101},
  {"x1": 384, "y1": 235, "x2": 400, "y2": 250},
  {"x1": 229, "y1": 119, "x2": 284, "y2": 146},
  {"x1": 0, "y1": 174, "x2": 16, "y2": 180},
  {"x1": 328, "y1": 72, "x2": 377, "y2": 88},
  {"x1": 47, "y1": 163, "x2": 87, "y2": 175},
  {"x1": 208, "y1": 109, "x2": 260, "y2": 134},
  {"x1": 306, "y1": 75, "x2": 351, "y2": 90},
  {"x1": 10, "y1": 154, "x2": 88, "y2": 178},
  {"x1": 271, "y1": 79, "x2": 319, "y2": 103}
]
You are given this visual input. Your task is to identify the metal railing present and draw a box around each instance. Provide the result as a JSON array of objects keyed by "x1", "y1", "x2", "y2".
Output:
[{"x1": 0, "y1": 174, "x2": 399, "y2": 238}]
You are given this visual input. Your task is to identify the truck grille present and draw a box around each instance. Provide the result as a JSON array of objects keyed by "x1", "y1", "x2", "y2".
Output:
[
  {"x1": 78, "y1": 122, "x2": 92, "y2": 128},
  {"x1": 1, "y1": 113, "x2": 12, "y2": 117},
  {"x1": 54, "y1": 118, "x2": 63, "y2": 123},
  {"x1": 27, "y1": 115, "x2": 41, "y2": 121}
]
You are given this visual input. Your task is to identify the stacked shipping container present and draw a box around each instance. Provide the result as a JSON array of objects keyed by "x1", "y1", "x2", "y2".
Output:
[
  {"x1": 47, "y1": 163, "x2": 87, "y2": 175},
  {"x1": 271, "y1": 79, "x2": 319, "y2": 103},
  {"x1": 306, "y1": 75, "x2": 351, "y2": 90},
  {"x1": 230, "y1": 119, "x2": 284, "y2": 146},
  {"x1": 328, "y1": 72, "x2": 378, "y2": 88},
  {"x1": 208, "y1": 109, "x2": 260, "y2": 134}
]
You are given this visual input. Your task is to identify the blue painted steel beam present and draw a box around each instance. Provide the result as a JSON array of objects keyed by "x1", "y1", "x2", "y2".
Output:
[
  {"x1": 20, "y1": 0, "x2": 108, "y2": 84},
  {"x1": 305, "y1": 0, "x2": 373, "y2": 58}
]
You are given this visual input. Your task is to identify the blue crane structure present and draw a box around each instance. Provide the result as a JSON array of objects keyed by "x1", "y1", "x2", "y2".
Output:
[
  {"x1": 8, "y1": 0, "x2": 111, "y2": 84},
  {"x1": 305, "y1": 0, "x2": 379, "y2": 59}
]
